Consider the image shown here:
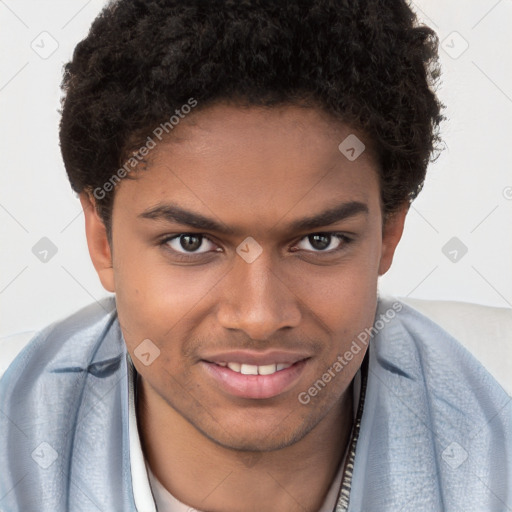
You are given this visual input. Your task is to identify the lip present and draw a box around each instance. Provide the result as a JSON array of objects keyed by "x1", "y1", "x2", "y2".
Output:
[
  {"x1": 201, "y1": 349, "x2": 311, "y2": 366},
  {"x1": 201, "y1": 358, "x2": 309, "y2": 400}
]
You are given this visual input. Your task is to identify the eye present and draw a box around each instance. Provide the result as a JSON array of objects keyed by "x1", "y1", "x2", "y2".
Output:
[
  {"x1": 163, "y1": 233, "x2": 218, "y2": 254},
  {"x1": 295, "y1": 233, "x2": 349, "y2": 252}
]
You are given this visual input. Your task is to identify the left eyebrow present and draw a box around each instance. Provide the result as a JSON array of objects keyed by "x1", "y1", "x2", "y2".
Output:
[
  {"x1": 285, "y1": 201, "x2": 369, "y2": 232},
  {"x1": 138, "y1": 200, "x2": 369, "y2": 236}
]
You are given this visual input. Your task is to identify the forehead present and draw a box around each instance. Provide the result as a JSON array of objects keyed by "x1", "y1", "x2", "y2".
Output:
[{"x1": 113, "y1": 104, "x2": 381, "y2": 233}]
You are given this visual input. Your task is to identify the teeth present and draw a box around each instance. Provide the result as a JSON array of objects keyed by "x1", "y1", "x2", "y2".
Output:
[
  {"x1": 258, "y1": 364, "x2": 277, "y2": 375},
  {"x1": 221, "y1": 362, "x2": 293, "y2": 375},
  {"x1": 240, "y1": 364, "x2": 258, "y2": 375},
  {"x1": 227, "y1": 362, "x2": 241, "y2": 372}
]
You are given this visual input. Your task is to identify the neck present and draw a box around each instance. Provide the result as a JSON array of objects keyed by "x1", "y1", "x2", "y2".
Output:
[{"x1": 137, "y1": 377, "x2": 354, "y2": 512}]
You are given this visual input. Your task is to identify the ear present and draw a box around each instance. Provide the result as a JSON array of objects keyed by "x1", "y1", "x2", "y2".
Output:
[
  {"x1": 378, "y1": 203, "x2": 409, "y2": 276},
  {"x1": 80, "y1": 192, "x2": 115, "y2": 292}
]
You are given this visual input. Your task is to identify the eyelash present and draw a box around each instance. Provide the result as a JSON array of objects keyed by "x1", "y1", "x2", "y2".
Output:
[{"x1": 158, "y1": 232, "x2": 353, "y2": 261}]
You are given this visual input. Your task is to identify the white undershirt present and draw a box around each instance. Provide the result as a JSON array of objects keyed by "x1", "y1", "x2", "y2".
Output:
[{"x1": 128, "y1": 361, "x2": 361, "y2": 512}]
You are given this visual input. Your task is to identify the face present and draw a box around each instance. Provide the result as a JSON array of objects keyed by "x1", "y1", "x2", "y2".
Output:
[{"x1": 82, "y1": 104, "x2": 406, "y2": 452}]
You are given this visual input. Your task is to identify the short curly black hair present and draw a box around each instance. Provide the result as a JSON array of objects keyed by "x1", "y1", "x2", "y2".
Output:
[{"x1": 59, "y1": 0, "x2": 443, "y2": 236}]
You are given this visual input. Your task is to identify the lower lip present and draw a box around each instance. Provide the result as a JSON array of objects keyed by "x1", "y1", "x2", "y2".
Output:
[{"x1": 201, "y1": 360, "x2": 308, "y2": 400}]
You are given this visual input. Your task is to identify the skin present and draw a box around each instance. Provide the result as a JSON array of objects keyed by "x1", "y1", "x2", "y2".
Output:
[{"x1": 81, "y1": 103, "x2": 407, "y2": 512}]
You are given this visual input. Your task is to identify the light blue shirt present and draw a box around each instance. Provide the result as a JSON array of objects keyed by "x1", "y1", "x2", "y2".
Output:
[{"x1": 0, "y1": 297, "x2": 510, "y2": 511}]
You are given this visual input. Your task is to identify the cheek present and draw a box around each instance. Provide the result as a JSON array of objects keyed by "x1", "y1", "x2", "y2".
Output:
[
  {"x1": 111, "y1": 238, "x2": 222, "y2": 348},
  {"x1": 294, "y1": 247, "x2": 381, "y2": 332}
]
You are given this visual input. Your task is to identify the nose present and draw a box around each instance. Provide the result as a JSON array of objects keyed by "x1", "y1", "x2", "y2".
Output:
[{"x1": 216, "y1": 251, "x2": 302, "y2": 340}]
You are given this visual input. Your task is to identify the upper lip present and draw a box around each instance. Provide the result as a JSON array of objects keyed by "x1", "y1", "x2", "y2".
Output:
[{"x1": 201, "y1": 350, "x2": 311, "y2": 366}]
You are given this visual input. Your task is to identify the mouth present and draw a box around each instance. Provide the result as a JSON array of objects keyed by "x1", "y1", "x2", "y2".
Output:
[{"x1": 200, "y1": 352, "x2": 311, "y2": 400}]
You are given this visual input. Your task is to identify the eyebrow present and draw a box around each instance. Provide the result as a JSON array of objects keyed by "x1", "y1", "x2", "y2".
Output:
[{"x1": 138, "y1": 201, "x2": 369, "y2": 235}]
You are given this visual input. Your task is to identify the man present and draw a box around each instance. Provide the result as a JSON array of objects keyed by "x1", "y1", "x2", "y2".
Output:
[{"x1": 0, "y1": 0, "x2": 510, "y2": 511}]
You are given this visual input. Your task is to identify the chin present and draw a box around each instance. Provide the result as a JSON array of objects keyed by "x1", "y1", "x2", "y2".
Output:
[{"x1": 198, "y1": 417, "x2": 315, "y2": 453}]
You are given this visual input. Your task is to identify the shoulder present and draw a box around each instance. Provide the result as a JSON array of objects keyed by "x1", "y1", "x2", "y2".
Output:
[
  {"x1": 375, "y1": 296, "x2": 511, "y2": 399},
  {"x1": 0, "y1": 298, "x2": 133, "y2": 511},
  {"x1": 372, "y1": 296, "x2": 512, "y2": 453},
  {"x1": 0, "y1": 297, "x2": 119, "y2": 389},
  {"x1": 349, "y1": 297, "x2": 512, "y2": 510},
  {"x1": 377, "y1": 296, "x2": 512, "y2": 392},
  {"x1": 398, "y1": 296, "x2": 512, "y2": 395}
]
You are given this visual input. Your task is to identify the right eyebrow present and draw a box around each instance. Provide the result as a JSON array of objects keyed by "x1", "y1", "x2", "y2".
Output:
[{"x1": 138, "y1": 202, "x2": 233, "y2": 234}]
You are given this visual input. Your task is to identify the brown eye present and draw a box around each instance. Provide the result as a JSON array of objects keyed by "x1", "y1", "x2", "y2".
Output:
[
  {"x1": 179, "y1": 234, "x2": 202, "y2": 251},
  {"x1": 296, "y1": 233, "x2": 345, "y2": 252},
  {"x1": 308, "y1": 234, "x2": 331, "y2": 250},
  {"x1": 164, "y1": 234, "x2": 217, "y2": 254}
]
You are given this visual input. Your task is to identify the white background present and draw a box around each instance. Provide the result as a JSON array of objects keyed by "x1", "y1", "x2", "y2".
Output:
[{"x1": 0, "y1": 0, "x2": 511, "y2": 337}]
